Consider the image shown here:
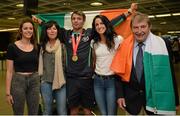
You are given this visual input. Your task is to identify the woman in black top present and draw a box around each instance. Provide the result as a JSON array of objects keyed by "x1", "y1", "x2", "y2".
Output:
[{"x1": 6, "y1": 18, "x2": 40, "y2": 115}]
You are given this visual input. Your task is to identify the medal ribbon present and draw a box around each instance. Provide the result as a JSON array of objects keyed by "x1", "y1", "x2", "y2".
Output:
[{"x1": 71, "y1": 33, "x2": 82, "y2": 56}]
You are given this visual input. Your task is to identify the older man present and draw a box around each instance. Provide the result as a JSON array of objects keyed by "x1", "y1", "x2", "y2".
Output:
[{"x1": 112, "y1": 12, "x2": 179, "y2": 115}]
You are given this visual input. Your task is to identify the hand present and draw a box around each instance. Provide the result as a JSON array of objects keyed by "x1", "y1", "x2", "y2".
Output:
[
  {"x1": 32, "y1": 15, "x2": 42, "y2": 24},
  {"x1": 176, "y1": 105, "x2": 180, "y2": 111},
  {"x1": 6, "y1": 94, "x2": 14, "y2": 105},
  {"x1": 130, "y1": 3, "x2": 138, "y2": 14},
  {"x1": 117, "y1": 98, "x2": 126, "y2": 110}
]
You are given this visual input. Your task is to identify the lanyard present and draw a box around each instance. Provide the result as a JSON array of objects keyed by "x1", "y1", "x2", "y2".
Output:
[{"x1": 71, "y1": 33, "x2": 82, "y2": 61}]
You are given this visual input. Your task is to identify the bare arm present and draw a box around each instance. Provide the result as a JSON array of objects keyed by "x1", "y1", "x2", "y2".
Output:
[
  {"x1": 111, "y1": 3, "x2": 138, "y2": 27},
  {"x1": 6, "y1": 59, "x2": 14, "y2": 105},
  {"x1": 32, "y1": 15, "x2": 43, "y2": 25}
]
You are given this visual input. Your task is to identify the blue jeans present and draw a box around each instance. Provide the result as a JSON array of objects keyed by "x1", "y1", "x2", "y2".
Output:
[
  {"x1": 94, "y1": 74, "x2": 117, "y2": 115},
  {"x1": 40, "y1": 82, "x2": 67, "y2": 115},
  {"x1": 11, "y1": 72, "x2": 40, "y2": 115}
]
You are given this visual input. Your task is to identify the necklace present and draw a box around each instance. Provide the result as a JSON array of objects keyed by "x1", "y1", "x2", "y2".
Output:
[{"x1": 18, "y1": 39, "x2": 33, "y2": 52}]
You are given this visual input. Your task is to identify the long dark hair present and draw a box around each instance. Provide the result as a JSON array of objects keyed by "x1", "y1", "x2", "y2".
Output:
[
  {"x1": 91, "y1": 15, "x2": 117, "y2": 51},
  {"x1": 40, "y1": 20, "x2": 61, "y2": 51},
  {"x1": 16, "y1": 17, "x2": 37, "y2": 49}
]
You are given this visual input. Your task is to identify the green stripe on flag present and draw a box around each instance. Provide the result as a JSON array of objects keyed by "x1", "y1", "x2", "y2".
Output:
[
  {"x1": 143, "y1": 52, "x2": 175, "y2": 111},
  {"x1": 37, "y1": 13, "x2": 66, "y2": 27}
]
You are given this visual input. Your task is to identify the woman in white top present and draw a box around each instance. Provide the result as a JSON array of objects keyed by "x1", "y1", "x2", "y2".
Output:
[{"x1": 91, "y1": 15, "x2": 123, "y2": 115}]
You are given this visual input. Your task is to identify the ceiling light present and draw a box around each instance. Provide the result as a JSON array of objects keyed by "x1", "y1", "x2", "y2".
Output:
[
  {"x1": 148, "y1": 15, "x2": 155, "y2": 18},
  {"x1": 167, "y1": 31, "x2": 174, "y2": 34},
  {"x1": 172, "y1": 13, "x2": 180, "y2": 16},
  {"x1": 167, "y1": 31, "x2": 180, "y2": 34},
  {"x1": 90, "y1": 2, "x2": 103, "y2": 6},
  {"x1": 155, "y1": 14, "x2": 171, "y2": 17},
  {"x1": 176, "y1": 31, "x2": 180, "y2": 33},
  {"x1": 16, "y1": 3, "x2": 24, "y2": 7},
  {"x1": 0, "y1": 28, "x2": 18, "y2": 32},
  {"x1": 63, "y1": 2, "x2": 71, "y2": 6},
  {"x1": 7, "y1": 17, "x2": 16, "y2": 20},
  {"x1": 160, "y1": 22, "x2": 167, "y2": 25}
]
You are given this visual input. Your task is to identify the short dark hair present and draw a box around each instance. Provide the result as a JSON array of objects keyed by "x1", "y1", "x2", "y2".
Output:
[
  {"x1": 130, "y1": 12, "x2": 151, "y2": 28},
  {"x1": 71, "y1": 11, "x2": 86, "y2": 21}
]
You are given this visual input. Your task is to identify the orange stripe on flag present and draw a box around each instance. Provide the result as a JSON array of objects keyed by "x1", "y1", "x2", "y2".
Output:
[
  {"x1": 100, "y1": 9, "x2": 132, "y2": 39},
  {"x1": 101, "y1": 9, "x2": 134, "y2": 82},
  {"x1": 110, "y1": 34, "x2": 134, "y2": 82}
]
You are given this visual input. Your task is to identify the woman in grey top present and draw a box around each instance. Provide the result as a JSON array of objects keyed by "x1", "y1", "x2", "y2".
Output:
[{"x1": 38, "y1": 20, "x2": 66, "y2": 114}]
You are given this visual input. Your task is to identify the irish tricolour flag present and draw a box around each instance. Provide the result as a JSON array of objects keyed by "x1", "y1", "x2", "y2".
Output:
[
  {"x1": 35, "y1": 9, "x2": 132, "y2": 39},
  {"x1": 143, "y1": 32, "x2": 175, "y2": 114}
]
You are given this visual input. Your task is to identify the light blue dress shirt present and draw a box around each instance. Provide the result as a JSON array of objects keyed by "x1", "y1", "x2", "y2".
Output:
[{"x1": 133, "y1": 40, "x2": 146, "y2": 66}]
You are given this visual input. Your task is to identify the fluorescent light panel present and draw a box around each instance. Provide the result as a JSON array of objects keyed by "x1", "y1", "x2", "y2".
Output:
[
  {"x1": 167, "y1": 31, "x2": 180, "y2": 34},
  {"x1": 0, "y1": 28, "x2": 18, "y2": 32},
  {"x1": 16, "y1": 3, "x2": 24, "y2": 7},
  {"x1": 8, "y1": 17, "x2": 16, "y2": 20},
  {"x1": 160, "y1": 22, "x2": 167, "y2": 25},
  {"x1": 172, "y1": 13, "x2": 180, "y2": 16},
  {"x1": 156, "y1": 14, "x2": 171, "y2": 17},
  {"x1": 149, "y1": 12, "x2": 180, "y2": 18},
  {"x1": 148, "y1": 15, "x2": 155, "y2": 18},
  {"x1": 90, "y1": 2, "x2": 103, "y2": 6}
]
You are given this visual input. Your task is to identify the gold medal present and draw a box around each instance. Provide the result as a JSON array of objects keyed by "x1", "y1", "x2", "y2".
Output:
[
  {"x1": 71, "y1": 33, "x2": 81, "y2": 62},
  {"x1": 72, "y1": 55, "x2": 78, "y2": 62}
]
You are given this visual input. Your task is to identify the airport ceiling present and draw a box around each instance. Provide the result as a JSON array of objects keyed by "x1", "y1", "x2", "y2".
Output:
[{"x1": 0, "y1": 0, "x2": 180, "y2": 35}]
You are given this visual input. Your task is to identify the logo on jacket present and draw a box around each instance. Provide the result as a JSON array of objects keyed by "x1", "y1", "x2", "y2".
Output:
[{"x1": 82, "y1": 36, "x2": 89, "y2": 42}]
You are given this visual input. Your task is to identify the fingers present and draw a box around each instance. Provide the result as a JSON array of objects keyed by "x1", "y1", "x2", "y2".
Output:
[
  {"x1": 10, "y1": 96, "x2": 14, "y2": 105},
  {"x1": 117, "y1": 98, "x2": 126, "y2": 110},
  {"x1": 37, "y1": 18, "x2": 43, "y2": 24},
  {"x1": 131, "y1": 3, "x2": 138, "y2": 11},
  {"x1": 32, "y1": 15, "x2": 42, "y2": 24},
  {"x1": 6, "y1": 95, "x2": 14, "y2": 105},
  {"x1": 131, "y1": 3, "x2": 138, "y2": 8},
  {"x1": 122, "y1": 99, "x2": 126, "y2": 107},
  {"x1": 176, "y1": 105, "x2": 180, "y2": 111},
  {"x1": 32, "y1": 15, "x2": 37, "y2": 22}
]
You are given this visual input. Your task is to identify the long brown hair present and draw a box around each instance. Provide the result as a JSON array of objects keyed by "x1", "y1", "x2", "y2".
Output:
[{"x1": 16, "y1": 17, "x2": 37, "y2": 49}]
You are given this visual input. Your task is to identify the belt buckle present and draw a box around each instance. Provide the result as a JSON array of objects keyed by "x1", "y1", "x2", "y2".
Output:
[{"x1": 102, "y1": 75, "x2": 109, "y2": 80}]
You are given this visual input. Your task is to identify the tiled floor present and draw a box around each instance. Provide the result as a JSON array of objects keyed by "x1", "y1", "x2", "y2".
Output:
[{"x1": 0, "y1": 61, "x2": 179, "y2": 115}]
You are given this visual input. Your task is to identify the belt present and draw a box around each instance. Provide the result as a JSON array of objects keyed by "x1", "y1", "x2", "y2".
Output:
[
  {"x1": 94, "y1": 73, "x2": 115, "y2": 80},
  {"x1": 15, "y1": 72, "x2": 38, "y2": 76},
  {"x1": 67, "y1": 76, "x2": 92, "y2": 80}
]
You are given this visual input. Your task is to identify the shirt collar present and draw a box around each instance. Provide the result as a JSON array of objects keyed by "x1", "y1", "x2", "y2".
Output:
[{"x1": 134, "y1": 39, "x2": 147, "y2": 48}]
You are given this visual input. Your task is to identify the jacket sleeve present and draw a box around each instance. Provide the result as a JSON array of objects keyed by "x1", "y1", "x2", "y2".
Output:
[
  {"x1": 110, "y1": 13, "x2": 126, "y2": 28},
  {"x1": 163, "y1": 38, "x2": 179, "y2": 106},
  {"x1": 59, "y1": 28, "x2": 66, "y2": 43},
  {"x1": 115, "y1": 75, "x2": 124, "y2": 99}
]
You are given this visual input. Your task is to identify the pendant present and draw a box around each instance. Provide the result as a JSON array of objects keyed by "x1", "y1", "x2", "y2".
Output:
[{"x1": 72, "y1": 55, "x2": 78, "y2": 62}]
